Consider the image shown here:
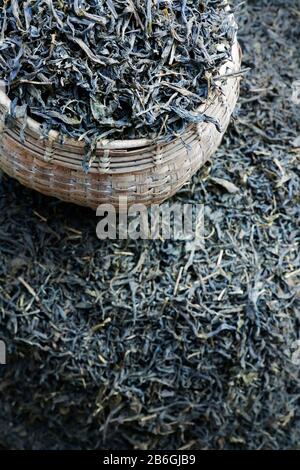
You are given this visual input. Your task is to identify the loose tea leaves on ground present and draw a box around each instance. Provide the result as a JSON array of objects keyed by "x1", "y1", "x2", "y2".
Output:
[
  {"x1": 0, "y1": 0, "x2": 300, "y2": 451},
  {"x1": 0, "y1": 1, "x2": 236, "y2": 144}
]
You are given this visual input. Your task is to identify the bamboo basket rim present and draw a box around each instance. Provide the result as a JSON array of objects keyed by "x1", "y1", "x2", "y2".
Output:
[{"x1": 0, "y1": 29, "x2": 238, "y2": 151}]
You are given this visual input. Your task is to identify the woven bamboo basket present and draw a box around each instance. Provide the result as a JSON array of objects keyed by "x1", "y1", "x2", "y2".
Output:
[{"x1": 0, "y1": 42, "x2": 241, "y2": 210}]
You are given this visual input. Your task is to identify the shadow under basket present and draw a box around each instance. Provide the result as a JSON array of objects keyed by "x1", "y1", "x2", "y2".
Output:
[{"x1": 0, "y1": 42, "x2": 241, "y2": 210}]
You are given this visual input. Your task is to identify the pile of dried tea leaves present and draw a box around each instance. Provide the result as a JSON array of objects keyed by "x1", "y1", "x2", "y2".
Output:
[
  {"x1": 0, "y1": 0, "x2": 236, "y2": 143},
  {"x1": 0, "y1": 0, "x2": 299, "y2": 451}
]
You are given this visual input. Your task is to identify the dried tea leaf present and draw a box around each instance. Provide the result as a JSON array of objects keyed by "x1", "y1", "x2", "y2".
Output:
[{"x1": 211, "y1": 177, "x2": 240, "y2": 193}]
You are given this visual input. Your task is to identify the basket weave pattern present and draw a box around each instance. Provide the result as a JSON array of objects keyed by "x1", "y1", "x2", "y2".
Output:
[{"x1": 0, "y1": 43, "x2": 241, "y2": 209}]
